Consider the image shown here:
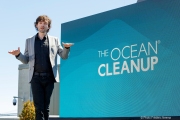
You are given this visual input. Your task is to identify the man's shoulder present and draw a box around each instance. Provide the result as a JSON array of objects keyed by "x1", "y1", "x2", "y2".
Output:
[
  {"x1": 48, "y1": 35, "x2": 58, "y2": 40},
  {"x1": 26, "y1": 34, "x2": 58, "y2": 41},
  {"x1": 26, "y1": 35, "x2": 36, "y2": 40}
]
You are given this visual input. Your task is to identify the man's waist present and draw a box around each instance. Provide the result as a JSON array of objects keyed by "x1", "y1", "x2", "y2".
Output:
[{"x1": 33, "y1": 72, "x2": 53, "y2": 77}]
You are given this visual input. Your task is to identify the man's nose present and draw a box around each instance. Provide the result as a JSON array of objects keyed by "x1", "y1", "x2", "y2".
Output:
[{"x1": 41, "y1": 24, "x2": 45, "y2": 27}]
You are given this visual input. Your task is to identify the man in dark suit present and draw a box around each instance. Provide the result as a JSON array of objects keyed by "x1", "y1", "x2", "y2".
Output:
[{"x1": 8, "y1": 15, "x2": 73, "y2": 120}]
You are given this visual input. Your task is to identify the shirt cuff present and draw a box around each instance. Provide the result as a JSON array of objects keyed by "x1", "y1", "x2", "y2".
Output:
[
  {"x1": 15, "y1": 53, "x2": 20, "y2": 58},
  {"x1": 65, "y1": 47, "x2": 70, "y2": 49}
]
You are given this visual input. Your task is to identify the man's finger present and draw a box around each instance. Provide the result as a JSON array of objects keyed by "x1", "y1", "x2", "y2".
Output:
[
  {"x1": 64, "y1": 44, "x2": 72, "y2": 47},
  {"x1": 8, "y1": 52, "x2": 13, "y2": 54},
  {"x1": 18, "y1": 47, "x2": 20, "y2": 51}
]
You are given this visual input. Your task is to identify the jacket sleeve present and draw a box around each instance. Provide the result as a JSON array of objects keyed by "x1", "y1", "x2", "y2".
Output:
[
  {"x1": 16, "y1": 39, "x2": 29, "y2": 64},
  {"x1": 56, "y1": 38, "x2": 70, "y2": 59}
]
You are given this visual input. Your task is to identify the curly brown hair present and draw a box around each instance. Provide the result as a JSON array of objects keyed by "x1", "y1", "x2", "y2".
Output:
[{"x1": 34, "y1": 15, "x2": 52, "y2": 33}]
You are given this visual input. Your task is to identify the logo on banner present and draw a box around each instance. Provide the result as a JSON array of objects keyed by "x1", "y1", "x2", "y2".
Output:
[{"x1": 98, "y1": 40, "x2": 160, "y2": 76}]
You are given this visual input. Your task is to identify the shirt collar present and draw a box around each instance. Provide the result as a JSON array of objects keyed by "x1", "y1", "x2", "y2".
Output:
[{"x1": 36, "y1": 33, "x2": 48, "y2": 40}]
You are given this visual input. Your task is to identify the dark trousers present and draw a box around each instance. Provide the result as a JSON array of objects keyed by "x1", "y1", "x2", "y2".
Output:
[{"x1": 31, "y1": 75, "x2": 54, "y2": 120}]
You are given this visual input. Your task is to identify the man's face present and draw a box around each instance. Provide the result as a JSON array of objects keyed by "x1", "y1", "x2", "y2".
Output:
[{"x1": 36, "y1": 20, "x2": 49, "y2": 33}]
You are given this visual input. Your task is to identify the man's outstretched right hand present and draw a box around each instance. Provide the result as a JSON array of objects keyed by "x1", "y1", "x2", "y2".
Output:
[{"x1": 8, "y1": 47, "x2": 20, "y2": 56}]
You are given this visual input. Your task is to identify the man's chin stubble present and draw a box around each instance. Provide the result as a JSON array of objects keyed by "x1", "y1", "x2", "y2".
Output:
[{"x1": 39, "y1": 30, "x2": 47, "y2": 33}]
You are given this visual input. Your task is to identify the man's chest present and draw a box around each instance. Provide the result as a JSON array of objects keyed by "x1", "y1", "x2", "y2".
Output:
[{"x1": 35, "y1": 39, "x2": 49, "y2": 55}]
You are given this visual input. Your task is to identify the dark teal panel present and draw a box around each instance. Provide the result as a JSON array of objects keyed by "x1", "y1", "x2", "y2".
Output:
[{"x1": 60, "y1": 0, "x2": 180, "y2": 117}]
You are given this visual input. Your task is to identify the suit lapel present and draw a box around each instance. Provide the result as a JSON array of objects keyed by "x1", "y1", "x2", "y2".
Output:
[
  {"x1": 32, "y1": 35, "x2": 35, "y2": 56},
  {"x1": 27, "y1": 35, "x2": 35, "y2": 61},
  {"x1": 48, "y1": 35, "x2": 52, "y2": 56}
]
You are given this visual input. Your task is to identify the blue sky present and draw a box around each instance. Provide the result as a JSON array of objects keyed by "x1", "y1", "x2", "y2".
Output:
[{"x1": 0, "y1": 0, "x2": 137, "y2": 114}]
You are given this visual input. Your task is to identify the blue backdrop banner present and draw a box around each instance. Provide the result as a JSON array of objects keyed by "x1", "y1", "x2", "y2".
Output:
[{"x1": 60, "y1": 0, "x2": 180, "y2": 117}]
